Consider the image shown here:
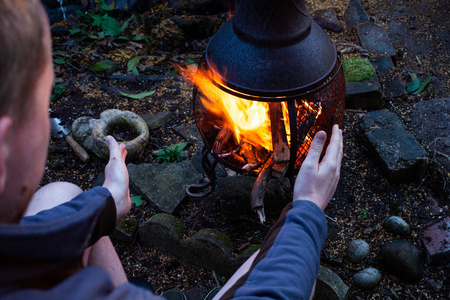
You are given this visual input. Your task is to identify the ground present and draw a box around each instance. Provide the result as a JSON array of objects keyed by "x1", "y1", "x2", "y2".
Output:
[{"x1": 44, "y1": 0, "x2": 449, "y2": 298}]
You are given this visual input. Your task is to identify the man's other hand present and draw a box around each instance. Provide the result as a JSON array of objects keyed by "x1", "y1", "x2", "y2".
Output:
[
  {"x1": 102, "y1": 135, "x2": 131, "y2": 219},
  {"x1": 293, "y1": 124, "x2": 343, "y2": 210}
]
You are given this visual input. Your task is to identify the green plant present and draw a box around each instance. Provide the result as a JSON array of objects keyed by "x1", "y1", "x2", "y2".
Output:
[
  {"x1": 127, "y1": 56, "x2": 142, "y2": 75},
  {"x1": 153, "y1": 142, "x2": 187, "y2": 163},
  {"x1": 407, "y1": 73, "x2": 431, "y2": 94},
  {"x1": 358, "y1": 209, "x2": 369, "y2": 219},
  {"x1": 130, "y1": 195, "x2": 143, "y2": 207},
  {"x1": 51, "y1": 84, "x2": 65, "y2": 102},
  {"x1": 342, "y1": 56, "x2": 376, "y2": 82}
]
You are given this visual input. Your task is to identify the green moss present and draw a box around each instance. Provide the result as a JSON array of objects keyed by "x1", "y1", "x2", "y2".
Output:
[
  {"x1": 342, "y1": 57, "x2": 376, "y2": 82},
  {"x1": 149, "y1": 213, "x2": 185, "y2": 239}
]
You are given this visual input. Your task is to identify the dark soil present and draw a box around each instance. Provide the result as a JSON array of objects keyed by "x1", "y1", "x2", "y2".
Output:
[{"x1": 44, "y1": 0, "x2": 449, "y2": 298}]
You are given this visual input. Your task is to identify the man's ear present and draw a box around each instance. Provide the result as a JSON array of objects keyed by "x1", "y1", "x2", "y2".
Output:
[{"x1": 0, "y1": 116, "x2": 12, "y2": 194}]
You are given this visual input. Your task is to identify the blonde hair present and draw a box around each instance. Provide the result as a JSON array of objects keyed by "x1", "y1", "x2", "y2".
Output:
[{"x1": 0, "y1": 0, "x2": 48, "y2": 120}]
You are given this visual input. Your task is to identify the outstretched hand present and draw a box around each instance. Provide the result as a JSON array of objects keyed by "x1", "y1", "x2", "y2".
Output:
[
  {"x1": 293, "y1": 124, "x2": 343, "y2": 210},
  {"x1": 102, "y1": 136, "x2": 131, "y2": 219}
]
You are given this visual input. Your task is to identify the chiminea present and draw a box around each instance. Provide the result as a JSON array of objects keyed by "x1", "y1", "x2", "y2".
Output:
[{"x1": 185, "y1": 0, "x2": 346, "y2": 222}]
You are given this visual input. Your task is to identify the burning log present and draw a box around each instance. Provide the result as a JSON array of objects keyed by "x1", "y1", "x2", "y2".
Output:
[
  {"x1": 251, "y1": 156, "x2": 274, "y2": 223},
  {"x1": 212, "y1": 126, "x2": 233, "y2": 154},
  {"x1": 242, "y1": 161, "x2": 262, "y2": 173},
  {"x1": 269, "y1": 102, "x2": 290, "y2": 164},
  {"x1": 298, "y1": 101, "x2": 322, "y2": 143},
  {"x1": 217, "y1": 142, "x2": 242, "y2": 158}
]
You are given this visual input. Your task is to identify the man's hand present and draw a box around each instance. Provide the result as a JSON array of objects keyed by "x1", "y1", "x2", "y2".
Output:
[
  {"x1": 293, "y1": 124, "x2": 343, "y2": 210},
  {"x1": 102, "y1": 136, "x2": 131, "y2": 219}
]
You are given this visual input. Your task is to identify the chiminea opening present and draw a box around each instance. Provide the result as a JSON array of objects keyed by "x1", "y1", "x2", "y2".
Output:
[{"x1": 183, "y1": 0, "x2": 346, "y2": 222}]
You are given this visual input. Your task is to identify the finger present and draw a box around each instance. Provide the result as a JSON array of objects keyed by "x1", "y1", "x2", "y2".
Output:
[
  {"x1": 304, "y1": 131, "x2": 327, "y2": 165},
  {"x1": 105, "y1": 135, "x2": 121, "y2": 160},
  {"x1": 322, "y1": 125, "x2": 342, "y2": 163}
]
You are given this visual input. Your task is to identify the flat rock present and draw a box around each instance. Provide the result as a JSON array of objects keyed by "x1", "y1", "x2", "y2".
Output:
[
  {"x1": 314, "y1": 265, "x2": 349, "y2": 300},
  {"x1": 357, "y1": 22, "x2": 396, "y2": 57},
  {"x1": 421, "y1": 217, "x2": 450, "y2": 265},
  {"x1": 141, "y1": 111, "x2": 173, "y2": 130},
  {"x1": 346, "y1": 73, "x2": 383, "y2": 110},
  {"x1": 358, "y1": 109, "x2": 428, "y2": 183},
  {"x1": 371, "y1": 55, "x2": 406, "y2": 98},
  {"x1": 410, "y1": 98, "x2": 450, "y2": 173},
  {"x1": 313, "y1": 9, "x2": 343, "y2": 32},
  {"x1": 379, "y1": 239, "x2": 425, "y2": 282},
  {"x1": 128, "y1": 161, "x2": 202, "y2": 213},
  {"x1": 344, "y1": 0, "x2": 370, "y2": 29},
  {"x1": 173, "y1": 124, "x2": 203, "y2": 145}
]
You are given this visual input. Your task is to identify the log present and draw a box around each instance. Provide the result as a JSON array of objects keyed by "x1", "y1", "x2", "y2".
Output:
[
  {"x1": 212, "y1": 126, "x2": 233, "y2": 154},
  {"x1": 269, "y1": 102, "x2": 290, "y2": 164},
  {"x1": 250, "y1": 156, "x2": 274, "y2": 223},
  {"x1": 297, "y1": 101, "x2": 321, "y2": 144}
]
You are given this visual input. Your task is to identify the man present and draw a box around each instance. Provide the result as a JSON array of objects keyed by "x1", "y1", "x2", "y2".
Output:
[{"x1": 0, "y1": 1, "x2": 343, "y2": 299}]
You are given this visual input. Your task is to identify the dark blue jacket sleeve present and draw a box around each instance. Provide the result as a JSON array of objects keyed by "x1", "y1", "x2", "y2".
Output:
[{"x1": 224, "y1": 200, "x2": 327, "y2": 299}]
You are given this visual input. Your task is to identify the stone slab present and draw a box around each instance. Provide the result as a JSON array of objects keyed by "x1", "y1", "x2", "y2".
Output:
[
  {"x1": 173, "y1": 124, "x2": 203, "y2": 146},
  {"x1": 358, "y1": 109, "x2": 428, "y2": 183},
  {"x1": 372, "y1": 55, "x2": 406, "y2": 98},
  {"x1": 141, "y1": 111, "x2": 173, "y2": 130},
  {"x1": 314, "y1": 266, "x2": 349, "y2": 300},
  {"x1": 344, "y1": 0, "x2": 370, "y2": 29},
  {"x1": 410, "y1": 98, "x2": 450, "y2": 172},
  {"x1": 421, "y1": 217, "x2": 450, "y2": 265},
  {"x1": 128, "y1": 161, "x2": 202, "y2": 213},
  {"x1": 346, "y1": 73, "x2": 383, "y2": 110},
  {"x1": 357, "y1": 22, "x2": 396, "y2": 57}
]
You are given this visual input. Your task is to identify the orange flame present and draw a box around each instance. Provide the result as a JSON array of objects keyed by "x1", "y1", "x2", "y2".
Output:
[{"x1": 183, "y1": 65, "x2": 291, "y2": 154}]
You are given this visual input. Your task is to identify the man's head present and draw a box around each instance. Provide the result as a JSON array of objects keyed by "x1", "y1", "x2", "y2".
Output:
[{"x1": 0, "y1": 0, "x2": 53, "y2": 223}]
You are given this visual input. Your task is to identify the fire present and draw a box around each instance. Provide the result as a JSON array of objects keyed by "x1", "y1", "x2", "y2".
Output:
[{"x1": 182, "y1": 65, "x2": 291, "y2": 155}]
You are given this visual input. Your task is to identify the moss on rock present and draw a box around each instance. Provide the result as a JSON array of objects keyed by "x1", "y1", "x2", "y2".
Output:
[{"x1": 342, "y1": 56, "x2": 376, "y2": 82}]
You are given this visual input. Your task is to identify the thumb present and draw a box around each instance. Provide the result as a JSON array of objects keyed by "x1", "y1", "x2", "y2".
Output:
[
  {"x1": 304, "y1": 131, "x2": 327, "y2": 165},
  {"x1": 105, "y1": 135, "x2": 121, "y2": 160}
]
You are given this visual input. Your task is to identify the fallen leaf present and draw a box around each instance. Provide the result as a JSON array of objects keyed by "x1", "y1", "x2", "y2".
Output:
[{"x1": 119, "y1": 90, "x2": 156, "y2": 99}]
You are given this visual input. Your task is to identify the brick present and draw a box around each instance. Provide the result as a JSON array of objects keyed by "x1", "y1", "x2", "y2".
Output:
[{"x1": 421, "y1": 217, "x2": 450, "y2": 265}]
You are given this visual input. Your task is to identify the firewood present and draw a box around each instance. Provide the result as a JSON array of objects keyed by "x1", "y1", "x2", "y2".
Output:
[
  {"x1": 269, "y1": 102, "x2": 290, "y2": 164},
  {"x1": 250, "y1": 156, "x2": 274, "y2": 223},
  {"x1": 212, "y1": 126, "x2": 233, "y2": 154}
]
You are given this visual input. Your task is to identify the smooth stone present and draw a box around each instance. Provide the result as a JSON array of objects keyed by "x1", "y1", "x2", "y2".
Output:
[
  {"x1": 314, "y1": 266, "x2": 349, "y2": 300},
  {"x1": 347, "y1": 239, "x2": 370, "y2": 263},
  {"x1": 379, "y1": 239, "x2": 424, "y2": 281},
  {"x1": 383, "y1": 216, "x2": 410, "y2": 236},
  {"x1": 353, "y1": 268, "x2": 382, "y2": 290},
  {"x1": 128, "y1": 161, "x2": 202, "y2": 214},
  {"x1": 141, "y1": 111, "x2": 173, "y2": 130}
]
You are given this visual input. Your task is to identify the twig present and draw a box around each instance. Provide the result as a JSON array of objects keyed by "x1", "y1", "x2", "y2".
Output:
[{"x1": 212, "y1": 271, "x2": 221, "y2": 287}]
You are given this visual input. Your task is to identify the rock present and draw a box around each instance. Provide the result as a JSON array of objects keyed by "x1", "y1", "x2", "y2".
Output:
[
  {"x1": 410, "y1": 98, "x2": 450, "y2": 173},
  {"x1": 344, "y1": 0, "x2": 370, "y2": 29},
  {"x1": 346, "y1": 73, "x2": 383, "y2": 110},
  {"x1": 421, "y1": 217, "x2": 450, "y2": 265},
  {"x1": 128, "y1": 161, "x2": 202, "y2": 214},
  {"x1": 379, "y1": 239, "x2": 424, "y2": 281},
  {"x1": 382, "y1": 216, "x2": 410, "y2": 236},
  {"x1": 111, "y1": 216, "x2": 138, "y2": 243},
  {"x1": 358, "y1": 109, "x2": 428, "y2": 183},
  {"x1": 138, "y1": 214, "x2": 245, "y2": 277},
  {"x1": 72, "y1": 109, "x2": 149, "y2": 161},
  {"x1": 141, "y1": 111, "x2": 172, "y2": 130},
  {"x1": 346, "y1": 239, "x2": 370, "y2": 263},
  {"x1": 371, "y1": 55, "x2": 406, "y2": 98},
  {"x1": 173, "y1": 124, "x2": 203, "y2": 145},
  {"x1": 217, "y1": 175, "x2": 292, "y2": 219},
  {"x1": 352, "y1": 268, "x2": 382, "y2": 290},
  {"x1": 312, "y1": 9, "x2": 343, "y2": 32},
  {"x1": 314, "y1": 266, "x2": 349, "y2": 300},
  {"x1": 357, "y1": 22, "x2": 396, "y2": 57}
]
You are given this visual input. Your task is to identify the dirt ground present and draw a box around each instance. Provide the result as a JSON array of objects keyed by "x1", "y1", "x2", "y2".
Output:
[{"x1": 45, "y1": 0, "x2": 449, "y2": 298}]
